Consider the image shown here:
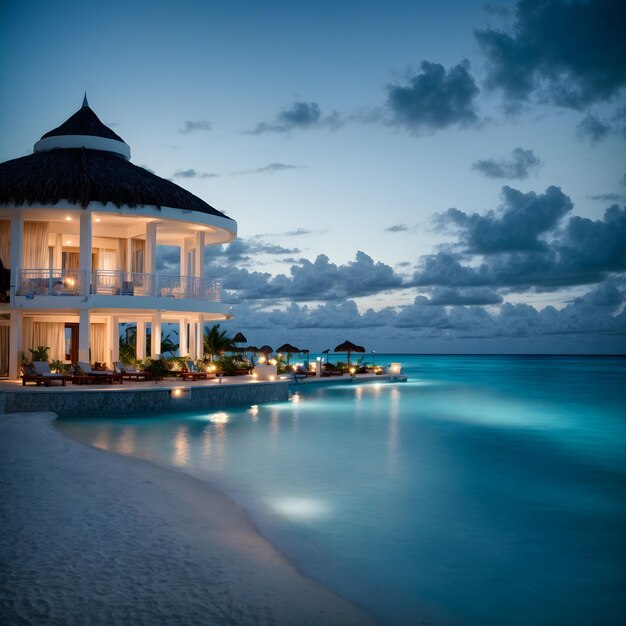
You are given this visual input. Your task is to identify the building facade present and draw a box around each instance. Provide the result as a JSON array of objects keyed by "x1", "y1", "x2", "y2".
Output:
[{"x1": 0, "y1": 98, "x2": 237, "y2": 378}]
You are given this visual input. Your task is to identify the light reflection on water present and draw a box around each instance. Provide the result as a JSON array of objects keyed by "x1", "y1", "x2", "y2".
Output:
[{"x1": 58, "y1": 355, "x2": 626, "y2": 626}]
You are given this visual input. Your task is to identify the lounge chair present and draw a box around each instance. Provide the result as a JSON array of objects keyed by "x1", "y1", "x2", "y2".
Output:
[
  {"x1": 114, "y1": 361, "x2": 150, "y2": 381},
  {"x1": 26, "y1": 361, "x2": 69, "y2": 386},
  {"x1": 180, "y1": 360, "x2": 211, "y2": 380},
  {"x1": 76, "y1": 361, "x2": 122, "y2": 384}
]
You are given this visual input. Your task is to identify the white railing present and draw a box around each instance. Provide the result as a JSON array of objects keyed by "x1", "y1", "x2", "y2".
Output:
[
  {"x1": 91, "y1": 270, "x2": 155, "y2": 297},
  {"x1": 92, "y1": 270, "x2": 221, "y2": 301},
  {"x1": 16, "y1": 269, "x2": 222, "y2": 302},
  {"x1": 17, "y1": 269, "x2": 87, "y2": 296}
]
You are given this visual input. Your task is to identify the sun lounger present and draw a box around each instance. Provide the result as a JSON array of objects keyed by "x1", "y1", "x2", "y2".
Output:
[
  {"x1": 114, "y1": 361, "x2": 150, "y2": 381},
  {"x1": 76, "y1": 361, "x2": 122, "y2": 384},
  {"x1": 22, "y1": 362, "x2": 70, "y2": 386}
]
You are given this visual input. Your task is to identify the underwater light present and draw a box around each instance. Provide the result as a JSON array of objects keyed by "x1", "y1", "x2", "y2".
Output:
[
  {"x1": 269, "y1": 497, "x2": 329, "y2": 520},
  {"x1": 209, "y1": 411, "x2": 229, "y2": 424}
]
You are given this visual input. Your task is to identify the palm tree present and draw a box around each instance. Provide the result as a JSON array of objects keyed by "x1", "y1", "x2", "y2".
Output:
[{"x1": 203, "y1": 324, "x2": 234, "y2": 361}]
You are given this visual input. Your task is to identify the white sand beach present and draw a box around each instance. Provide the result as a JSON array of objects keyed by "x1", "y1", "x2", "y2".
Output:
[{"x1": 0, "y1": 412, "x2": 374, "y2": 626}]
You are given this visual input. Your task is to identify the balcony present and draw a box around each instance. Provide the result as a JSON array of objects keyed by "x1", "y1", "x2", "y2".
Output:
[{"x1": 15, "y1": 269, "x2": 221, "y2": 302}]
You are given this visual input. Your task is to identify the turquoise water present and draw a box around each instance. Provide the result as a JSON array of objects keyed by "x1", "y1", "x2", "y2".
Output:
[{"x1": 59, "y1": 356, "x2": 626, "y2": 625}]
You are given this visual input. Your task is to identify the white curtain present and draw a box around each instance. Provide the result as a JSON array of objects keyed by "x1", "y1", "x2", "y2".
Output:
[
  {"x1": 63, "y1": 251, "x2": 80, "y2": 270},
  {"x1": 90, "y1": 323, "x2": 107, "y2": 364},
  {"x1": 53, "y1": 234, "x2": 62, "y2": 270},
  {"x1": 22, "y1": 318, "x2": 65, "y2": 362},
  {"x1": 0, "y1": 325, "x2": 8, "y2": 376},
  {"x1": 131, "y1": 239, "x2": 144, "y2": 273},
  {"x1": 23, "y1": 222, "x2": 49, "y2": 269},
  {"x1": 0, "y1": 221, "x2": 9, "y2": 268},
  {"x1": 117, "y1": 238, "x2": 127, "y2": 273}
]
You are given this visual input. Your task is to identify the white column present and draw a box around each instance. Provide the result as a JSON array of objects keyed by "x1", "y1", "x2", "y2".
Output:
[
  {"x1": 79, "y1": 210, "x2": 92, "y2": 296},
  {"x1": 9, "y1": 212, "x2": 23, "y2": 298},
  {"x1": 195, "y1": 314, "x2": 205, "y2": 360},
  {"x1": 111, "y1": 316, "x2": 119, "y2": 364},
  {"x1": 8, "y1": 311, "x2": 22, "y2": 379},
  {"x1": 145, "y1": 222, "x2": 157, "y2": 297},
  {"x1": 151, "y1": 311, "x2": 162, "y2": 359},
  {"x1": 194, "y1": 232, "x2": 205, "y2": 278},
  {"x1": 179, "y1": 317, "x2": 188, "y2": 357},
  {"x1": 188, "y1": 320, "x2": 196, "y2": 359},
  {"x1": 145, "y1": 222, "x2": 157, "y2": 274},
  {"x1": 180, "y1": 241, "x2": 187, "y2": 277},
  {"x1": 136, "y1": 320, "x2": 146, "y2": 360},
  {"x1": 78, "y1": 308, "x2": 90, "y2": 363}
]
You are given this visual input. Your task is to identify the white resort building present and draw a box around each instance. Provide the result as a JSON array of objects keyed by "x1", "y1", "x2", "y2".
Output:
[{"x1": 0, "y1": 97, "x2": 237, "y2": 379}]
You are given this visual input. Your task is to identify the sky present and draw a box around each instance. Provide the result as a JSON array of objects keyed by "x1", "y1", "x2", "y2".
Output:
[{"x1": 1, "y1": 0, "x2": 625, "y2": 353}]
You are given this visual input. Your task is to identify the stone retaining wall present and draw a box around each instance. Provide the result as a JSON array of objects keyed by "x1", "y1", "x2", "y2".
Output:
[{"x1": 2, "y1": 382, "x2": 289, "y2": 417}]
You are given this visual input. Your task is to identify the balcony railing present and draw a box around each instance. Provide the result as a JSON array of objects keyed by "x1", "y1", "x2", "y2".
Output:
[
  {"x1": 17, "y1": 269, "x2": 87, "y2": 297},
  {"x1": 16, "y1": 269, "x2": 221, "y2": 302}
]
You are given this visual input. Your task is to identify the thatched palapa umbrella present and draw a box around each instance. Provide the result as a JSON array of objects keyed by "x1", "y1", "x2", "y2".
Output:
[
  {"x1": 334, "y1": 340, "x2": 366, "y2": 365},
  {"x1": 231, "y1": 332, "x2": 247, "y2": 353},
  {"x1": 259, "y1": 345, "x2": 273, "y2": 355},
  {"x1": 276, "y1": 343, "x2": 301, "y2": 366}
]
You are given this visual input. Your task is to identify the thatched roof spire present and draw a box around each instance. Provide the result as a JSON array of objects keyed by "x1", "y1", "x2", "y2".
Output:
[{"x1": 0, "y1": 99, "x2": 235, "y2": 220}]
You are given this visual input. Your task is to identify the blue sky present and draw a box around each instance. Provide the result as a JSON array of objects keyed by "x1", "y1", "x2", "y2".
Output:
[{"x1": 1, "y1": 0, "x2": 625, "y2": 352}]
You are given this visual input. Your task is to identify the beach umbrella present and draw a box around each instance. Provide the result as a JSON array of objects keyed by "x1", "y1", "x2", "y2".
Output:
[
  {"x1": 276, "y1": 343, "x2": 300, "y2": 366},
  {"x1": 231, "y1": 331, "x2": 247, "y2": 354},
  {"x1": 259, "y1": 345, "x2": 273, "y2": 355},
  {"x1": 334, "y1": 340, "x2": 366, "y2": 365}
]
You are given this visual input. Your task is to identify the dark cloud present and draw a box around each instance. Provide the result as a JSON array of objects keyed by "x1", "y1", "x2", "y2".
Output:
[
  {"x1": 481, "y1": 3, "x2": 511, "y2": 18},
  {"x1": 427, "y1": 287, "x2": 503, "y2": 306},
  {"x1": 172, "y1": 169, "x2": 218, "y2": 179},
  {"x1": 476, "y1": 0, "x2": 626, "y2": 111},
  {"x1": 472, "y1": 147, "x2": 541, "y2": 179},
  {"x1": 385, "y1": 224, "x2": 410, "y2": 232},
  {"x1": 576, "y1": 113, "x2": 611, "y2": 143},
  {"x1": 248, "y1": 101, "x2": 343, "y2": 134},
  {"x1": 416, "y1": 196, "x2": 626, "y2": 291},
  {"x1": 179, "y1": 120, "x2": 212, "y2": 134},
  {"x1": 204, "y1": 238, "x2": 301, "y2": 265},
  {"x1": 208, "y1": 251, "x2": 404, "y2": 301},
  {"x1": 588, "y1": 193, "x2": 623, "y2": 202},
  {"x1": 439, "y1": 185, "x2": 572, "y2": 254},
  {"x1": 386, "y1": 60, "x2": 480, "y2": 132}
]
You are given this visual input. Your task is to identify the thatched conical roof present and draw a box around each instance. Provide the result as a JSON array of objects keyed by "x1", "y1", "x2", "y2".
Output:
[
  {"x1": 41, "y1": 101, "x2": 125, "y2": 143},
  {"x1": 0, "y1": 99, "x2": 234, "y2": 220},
  {"x1": 0, "y1": 148, "x2": 231, "y2": 217}
]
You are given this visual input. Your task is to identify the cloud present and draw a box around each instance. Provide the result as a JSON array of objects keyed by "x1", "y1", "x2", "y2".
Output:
[
  {"x1": 415, "y1": 195, "x2": 626, "y2": 291},
  {"x1": 427, "y1": 287, "x2": 503, "y2": 306},
  {"x1": 248, "y1": 101, "x2": 344, "y2": 134},
  {"x1": 385, "y1": 224, "x2": 410, "y2": 233},
  {"x1": 386, "y1": 60, "x2": 480, "y2": 132},
  {"x1": 179, "y1": 120, "x2": 212, "y2": 134},
  {"x1": 439, "y1": 185, "x2": 572, "y2": 254},
  {"x1": 476, "y1": 0, "x2": 626, "y2": 111},
  {"x1": 172, "y1": 169, "x2": 218, "y2": 179},
  {"x1": 254, "y1": 163, "x2": 298, "y2": 174},
  {"x1": 588, "y1": 193, "x2": 623, "y2": 202},
  {"x1": 472, "y1": 147, "x2": 541, "y2": 179},
  {"x1": 207, "y1": 251, "x2": 404, "y2": 302},
  {"x1": 220, "y1": 278, "x2": 625, "y2": 350},
  {"x1": 576, "y1": 113, "x2": 611, "y2": 144},
  {"x1": 481, "y1": 3, "x2": 511, "y2": 18}
]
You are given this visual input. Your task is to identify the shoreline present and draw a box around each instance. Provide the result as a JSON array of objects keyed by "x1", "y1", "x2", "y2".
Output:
[{"x1": 0, "y1": 411, "x2": 375, "y2": 626}]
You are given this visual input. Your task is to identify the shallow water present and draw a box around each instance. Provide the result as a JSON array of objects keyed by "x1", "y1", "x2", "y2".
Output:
[{"x1": 59, "y1": 355, "x2": 626, "y2": 625}]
